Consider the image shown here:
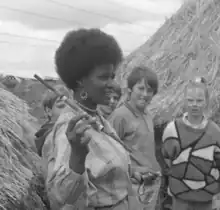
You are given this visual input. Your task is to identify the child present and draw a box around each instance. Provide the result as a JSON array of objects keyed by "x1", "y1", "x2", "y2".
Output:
[
  {"x1": 162, "y1": 77, "x2": 220, "y2": 210},
  {"x1": 98, "y1": 82, "x2": 121, "y2": 119},
  {"x1": 34, "y1": 84, "x2": 71, "y2": 156},
  {"x1": 109, "y1": 66, "x2": 160, "y2": 209}
]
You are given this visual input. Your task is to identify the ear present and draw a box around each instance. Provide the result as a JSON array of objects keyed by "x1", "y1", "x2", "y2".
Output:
[{"x1": 76, "y1": 79, "x2": 88, "y2": 92}]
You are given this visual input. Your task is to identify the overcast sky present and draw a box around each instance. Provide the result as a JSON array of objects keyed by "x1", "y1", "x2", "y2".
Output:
[{"x1": 0, "y1": 0, "x2": 182, "y2": 78}]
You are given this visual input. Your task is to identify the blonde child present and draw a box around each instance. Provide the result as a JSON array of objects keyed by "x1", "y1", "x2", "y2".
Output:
[{"x1": 162, "y1": 77, "x2": 220, "y2": 210}]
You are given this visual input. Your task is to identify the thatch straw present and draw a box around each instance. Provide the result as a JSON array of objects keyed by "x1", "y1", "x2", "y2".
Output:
[
  {"x1": 116, "y1": 0, "x2": 220, "y2": 126},
  {"x1": 0, "y1": 88, "x2": 49, "y2": 209}
]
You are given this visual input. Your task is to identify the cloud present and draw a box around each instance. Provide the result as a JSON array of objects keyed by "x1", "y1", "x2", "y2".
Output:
[
  {"x1": 0, "y1": 0, "x2": 183, "y2": 77},
  {"x1": 0, "y1": 20, "x2": 69, "y2": 42},
  {"x1": 0, "y1": 0, "x2": 166, "y2": 30},
  {"x1": 0, "y1": 19, "x2": 165, "y2": 78},
  {"x1": 110, "y1": 0, "x2": 182, "y2": 16},
  {"x1": 102, "y1": 20, "x2": 164, "y2": 55},
  {"x1": 0, "y1": 21, "x2": 61, "y2": 78}
]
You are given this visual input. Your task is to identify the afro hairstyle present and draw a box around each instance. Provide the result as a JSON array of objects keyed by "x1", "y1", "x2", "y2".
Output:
[{"x1": 55, "y1": 28, "x2": 123, "y2": 90}]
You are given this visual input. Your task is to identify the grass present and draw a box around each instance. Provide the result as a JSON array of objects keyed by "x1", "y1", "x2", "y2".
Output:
[{"x1": 0, "y1": 88, "x2": 50, "y2": 209}]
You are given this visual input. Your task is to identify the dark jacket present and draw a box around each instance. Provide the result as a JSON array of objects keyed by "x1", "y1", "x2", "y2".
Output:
[{"x1": 35, "y1": 121, "x2": 55, "y2": 156}]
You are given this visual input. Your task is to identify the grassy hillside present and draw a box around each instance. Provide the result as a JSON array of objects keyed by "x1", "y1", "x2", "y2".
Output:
[{"x1": 2, "y1": 76, "x2": 61, "y2": 124}]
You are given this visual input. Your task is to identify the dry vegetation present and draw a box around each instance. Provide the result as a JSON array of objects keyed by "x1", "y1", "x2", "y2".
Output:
[
  {"x1": 116, "y1": 0, "x2": 220, "y2": 126},
  {"x1": 0, "y1": 88, "x2": 50, "y2": 209}
]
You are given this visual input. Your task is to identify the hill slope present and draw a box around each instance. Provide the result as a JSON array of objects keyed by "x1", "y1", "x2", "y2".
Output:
[{"x1": 116, "y1": 0, "x2": 220, "y2": 125}]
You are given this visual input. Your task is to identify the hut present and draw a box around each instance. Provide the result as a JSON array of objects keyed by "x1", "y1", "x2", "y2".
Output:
[
  {"x1": 117, "y1": 0, "x2": 220, "y2": 125},
  {"x1": 0, "y1": 88, "x2": 50, "y2": 209}
]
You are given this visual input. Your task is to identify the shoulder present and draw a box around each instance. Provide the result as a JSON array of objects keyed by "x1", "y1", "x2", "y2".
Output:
[
  {"x1": 55, "y1": 107, "x2": 76, "y2": 127},
  {"x1": 49, "y1": 110, "x2": 73, "y2": 159},
  {"x1": 51, "y1": 107, "x2": 76, "y2": 140},
  {"x1": 206, "y1": 120, "x2": 220, "y2": 140},
  {"x1": 144, "y1": 109, "x2": 154, "y2": 123},
  {"x1": 162, "y1": 120, "x2": 178, "y2": 141},
  {"x1": 108, "y1": 105, "x2": 131, "y2": 121},
  {"x1": 207, "y1": 120, "x2": 220, "y2": 131}
]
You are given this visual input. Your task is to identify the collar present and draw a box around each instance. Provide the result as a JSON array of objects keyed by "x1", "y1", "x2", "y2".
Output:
[
  {"x1": 124, "y1": 101, "x2": 148, "y2": 118},
  {"x1": 182, "y1": 112, "x2": 208, "y2": 130}
]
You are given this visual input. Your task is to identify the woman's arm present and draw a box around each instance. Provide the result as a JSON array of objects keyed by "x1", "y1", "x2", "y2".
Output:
[{"x1": 46, "y1": 119, "x2": 88, "y2": 210}]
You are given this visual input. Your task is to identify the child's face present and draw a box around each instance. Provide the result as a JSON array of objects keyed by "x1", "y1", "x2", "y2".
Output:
[
  {"x1": 52, "y1": 96, "x2": 66, "y2": 119},
  {"x1": 184, "y1": 86, "x2": 207, "y2": 117},
  {"x1": 45, "y1": 96, "x2": 66, "y2": 121},
  {"x1": 130, "y1": 78, "x2": 154, "y2": 111},
  {"x1": 109, "y1": 92, "x2": 120, "y2": 110}
]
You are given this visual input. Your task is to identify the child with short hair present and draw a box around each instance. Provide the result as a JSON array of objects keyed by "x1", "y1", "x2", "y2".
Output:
[
  {"x1": 98, "y1": 82, "x2": 122, "y2": 119},
  {"x1": 35, "y1": 84, "x2": 71, "y2": 156},
  {"x1": 162, "y1": 77, "x2": 220, "y2": 210},
  {"x1": 109, "y1": 66, "x2": 160, "y2": 209}
]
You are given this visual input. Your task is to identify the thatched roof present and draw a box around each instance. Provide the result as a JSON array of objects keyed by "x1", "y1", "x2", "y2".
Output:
[
  {"x1": 116, "y1": 0, "x2": 220, "y2": 125},
  {"x1": 0, "y1": 88, "x2": 49, "y2": 209}
]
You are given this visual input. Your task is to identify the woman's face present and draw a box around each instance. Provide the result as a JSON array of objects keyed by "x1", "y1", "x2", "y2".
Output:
[
  {"x1": 130, "y1": 78, "x2": 154, "y2": 111},
  {"x1": 82, "y1": 64, "x2": 116, "y2": 105},
  {"x1": 184, "y1": 86, "x2": 207, "y2": 118}
]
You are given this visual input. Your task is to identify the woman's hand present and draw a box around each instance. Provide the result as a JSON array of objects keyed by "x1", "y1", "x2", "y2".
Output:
[
  {"x1": 130, "y1": 167, "x2": 149, "y2": 184},
  {"x1": 131, "y1": 171, "x2": 143, "y2": 184},
  {"x1": 131, "y1": 167, "x2": 161, "y2": 185},
  {"x1": 66, "y1": 113, "x2": 97, "y2": 174},
  {"x1": 66, "y1": 113, "x2": 97, "y2": 156}
]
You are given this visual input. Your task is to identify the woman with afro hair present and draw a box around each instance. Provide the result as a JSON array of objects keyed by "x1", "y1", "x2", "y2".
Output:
[{"x1": 45, "y1": 28, "x2": 141, "y2": 210}]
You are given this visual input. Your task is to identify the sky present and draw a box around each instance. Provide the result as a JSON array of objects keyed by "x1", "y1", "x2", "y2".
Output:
[{"x1": 0, "y1": 0, "x2": 182, "y2": 78}]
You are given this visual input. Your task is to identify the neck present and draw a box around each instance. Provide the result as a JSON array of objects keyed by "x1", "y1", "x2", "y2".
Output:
[
  {"x1": 128, "y1": 99, "x2": 145, "y2": 114},
  {"x1": 187, "y1": 114, "x2": 203, "y2": 125},
  {"x1": 74, "y1": 91, "x2": 97, "y2": 111}
]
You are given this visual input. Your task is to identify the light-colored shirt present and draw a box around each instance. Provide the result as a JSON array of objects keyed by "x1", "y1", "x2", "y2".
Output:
[
  {"x1": 45, "y1": 112, "x2": 87, "y2": 210},
  {"x1": 108, "y1": 103, "x2": 160, "y2": 173},
  {"x1": 45, "y1": 106, "x2": 139, "y2": 209}
]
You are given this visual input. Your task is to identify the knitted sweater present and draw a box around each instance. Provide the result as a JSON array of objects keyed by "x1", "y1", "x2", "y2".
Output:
[{"x1": 162, "y1": 118, "x2": 220, "y2": 202}]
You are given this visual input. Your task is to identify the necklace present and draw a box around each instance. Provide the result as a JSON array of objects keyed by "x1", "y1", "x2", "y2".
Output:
[
  {"x1": 76, "y1": 101, "x2": 97, "y2": 114},
  {"x1": 76, "y1": 100, "x2": 104, "y2": 131}
]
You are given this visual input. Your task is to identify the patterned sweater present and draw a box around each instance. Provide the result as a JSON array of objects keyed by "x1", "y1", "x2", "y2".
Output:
[{"x1": 162, "y1": 118, "x2": 220, "y2": 202}]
